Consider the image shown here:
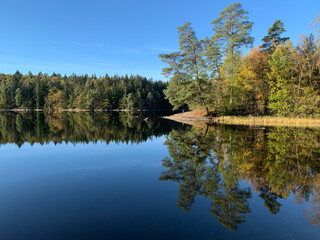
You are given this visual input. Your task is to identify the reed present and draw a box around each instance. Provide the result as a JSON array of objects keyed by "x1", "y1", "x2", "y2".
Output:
[{"x1": 211, "y1": 116, "x2": 320, "y2": 128}]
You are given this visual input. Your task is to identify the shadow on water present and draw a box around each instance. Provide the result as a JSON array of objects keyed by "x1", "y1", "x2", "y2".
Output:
[{"x1": 159, "y1": 124, "x2": 320, "y2": 230}]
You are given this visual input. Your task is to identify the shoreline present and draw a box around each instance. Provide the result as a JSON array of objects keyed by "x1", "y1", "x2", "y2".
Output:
[
  {"x1": 0, "y1": 108, "x2": 172, "y2": 113},
  {"x1": 163, "y1": 111, "x2": 320, "y2": 128},
  {"x1": 3, "y1": 109, "x2": 320, "y2": 127}
]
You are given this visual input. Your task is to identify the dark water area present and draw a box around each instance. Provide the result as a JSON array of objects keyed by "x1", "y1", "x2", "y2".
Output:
[{"x1": 0, "y1": 112, "x2": 319, "y2": 240}]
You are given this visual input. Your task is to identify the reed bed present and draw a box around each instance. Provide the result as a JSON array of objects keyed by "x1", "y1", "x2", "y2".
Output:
[{"x1": 211, "y1": 116, "x2": 320, "y2": 128}]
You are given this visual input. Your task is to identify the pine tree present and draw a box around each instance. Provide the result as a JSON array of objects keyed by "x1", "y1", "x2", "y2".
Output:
[
  {"x1": 210, "y1": 2, "x2": 254, "y2": 113},
  {"x1": 15, "y1": 88, "x2": 22, "y2": 108},
  {"x1": 0, "y1": 81, "x2": 7, "y2": 108},
  {"x1": 211, "y1": 2, "x2": 254, "y2": 55},
  {"x1": 161, "y1": 22, "x2": 211, "y2": 114},
  {"x1": 261, "y1": 20, "x2": 289, "y2": 53},
  {"x1": 160, "y1": 52, "x2": 189, "y2": 110}
]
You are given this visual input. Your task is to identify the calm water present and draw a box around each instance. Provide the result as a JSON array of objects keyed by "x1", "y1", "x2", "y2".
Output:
[{"x1": 0, "y1": 112, "x2": 319, "y2": 240}]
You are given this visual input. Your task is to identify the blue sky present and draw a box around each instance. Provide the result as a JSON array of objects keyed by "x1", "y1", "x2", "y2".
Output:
[{"x1": 0, "y1": 0, "x2": 319, "y2": 80}]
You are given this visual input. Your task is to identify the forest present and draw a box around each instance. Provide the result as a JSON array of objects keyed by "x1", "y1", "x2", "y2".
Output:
[
  {"x1": 2, "y1": 2, "x2": 320, "y2": 118},
  {"x1": 0, "y1": 72, "x2": 171, "y2": 111},
  {"x1": 160, "y1": 2, "x2": 320, "y2": 117}
]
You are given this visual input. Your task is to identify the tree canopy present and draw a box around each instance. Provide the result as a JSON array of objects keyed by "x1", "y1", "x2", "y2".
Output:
[
  {"x1": 0, "y1": 72, "x2": 171, "y2": 111},
  {"x1": 160, "y1": 3, "x2": 320, "y2": 117}
]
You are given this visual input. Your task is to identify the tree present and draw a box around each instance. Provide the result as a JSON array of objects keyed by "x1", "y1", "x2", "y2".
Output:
[
  {"x1": 292, "y1": 34, "x2": 320, "y2": 116},
  {"x1": 15, "y1": 88, "x2": 22, "y2": 108},
  {"x1": 161, "y1": 22, "x2": 211, "y2": 115},
  {"x1": 262, "y1": 20, "x2": 289, "y2": 53},
  {"x1": 219, "y1": 50, "x2": 243, "y2": 111},
  {"x1": 160, "y1": 52, "x2": 189, "y2": 110},
  {"x1": 237, "y1": 46, "x2": 269, "y2": 115},
  {"x1": 85, "y1": 89, "x2": 98, "y2": 111},
  {"x1": 210, "y1": 2, "x2": 254, "y2": 112},
  {"x1": 126, "y1": 93, "x2": 135, "y2": 110},
  {"x1": 0, "y1": 81, "x2": 7, "y2": 108},
  {"x1": 45, "y1": 87, "x2": 63, "y2": 111},
  {"x1": 267, "y1": 41, "x2": 295, "y2": 116},
  {"x1": 146, "y1": 92, "x2": 154, "y2": 110},
  {"x1": 211, "y1": 2, "x2": 254, "y2": 55}
]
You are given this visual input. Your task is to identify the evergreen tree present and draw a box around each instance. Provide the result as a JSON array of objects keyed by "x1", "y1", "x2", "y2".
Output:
[
  {"x1": 15, "y1": 88, "x2": 22, "y2": 108},
  {"x1": 160, "y1": 52, "x2": 189, "y2": 110},
  {"x1": 262, "y1": 20, "x2": 289, "y2": 53},
  {"x1": 211, "y1": 2, "x2": 254, "y2": 55},
  {"x1": 126, "y1": 93, "x2": 135, "y2": 110},
  {"x1": 210, "y1": 2, "x2": 254, "y2": 113},
  {"x1": 0, "y1": 81, "x2": 7, "y2": 108},
  {"x1": 161, "y1": 22, "x2": 211, "y2": 114}
]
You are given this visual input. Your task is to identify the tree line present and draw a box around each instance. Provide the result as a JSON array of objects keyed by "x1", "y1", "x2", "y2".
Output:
[
  {"x1": 160, "y1": 2, "x2": 320, "y2": 117},
  {"x1": 0, "y1": 72, "x2": 171, "y2": 111}
]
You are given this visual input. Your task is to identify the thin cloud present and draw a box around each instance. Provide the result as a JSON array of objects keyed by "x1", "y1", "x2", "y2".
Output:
[
  {"x1": 123, "y1": 49, "x2": 142, "y2": 54},
  {"x1": 147, "y1": 46, "x2": 176, "y2": 52}
]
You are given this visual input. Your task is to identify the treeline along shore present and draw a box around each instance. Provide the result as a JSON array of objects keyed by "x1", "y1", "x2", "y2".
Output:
[
  {"x1": 1, "y1": 2, "x2": 320, "y2": 127},
  {"x1": 0, "y1": 72, "x2": 171, "y2": 111},
  {"x1": 160, "y1": 2, "x2": 320, "y2": 119}
]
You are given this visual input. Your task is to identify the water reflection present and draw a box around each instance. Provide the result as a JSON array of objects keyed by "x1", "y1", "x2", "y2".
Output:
[
  {"x1": 160, "y1": 125, "x2": 320, "y2": 230},
  {"x1": 0, "y1": 112, "x2": 181, "y2": 146},
  {"x1": 1, "y1": 112, "x2": 320, "y2": 235}
]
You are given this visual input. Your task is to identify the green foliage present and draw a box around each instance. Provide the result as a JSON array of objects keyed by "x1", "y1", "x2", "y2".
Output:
[
  {"x1": 0, "y1": 73, "x2": 171, "y2": 111},
  {"x1": 161, "y1": 3, "x2": 320, "y2": 117},
  {"x1": 262, "y1": 20, "x2": 289, "y2": 53},
  {"x1": 211, "y1": 2, "x2": 254, "y2": 55},
  {"x1": 161, "y1": 2, "x2": 255, "y2": 115},
  {"x1": 15, "y1": 88, "x2": 22, "y2": 108},
  {"x1": 160, "y1": 22, "x2": 211, "y2": 113},
  {"x1": 220, "y1": 50, "x2": 243, "y2": 113},
  {"x1": 267, "y1": 42, "x2": 295, "y2": 116}
]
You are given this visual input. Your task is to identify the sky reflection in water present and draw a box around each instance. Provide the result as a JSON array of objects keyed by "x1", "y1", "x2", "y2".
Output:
[{"x1": 0, "y1": 112, "x2": 319, "y2": 240}]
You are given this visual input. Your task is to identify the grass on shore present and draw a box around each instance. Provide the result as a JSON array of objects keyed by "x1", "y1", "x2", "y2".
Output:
[{"x1": 212, "y1": 116, "x2": 320, "y2": 127}]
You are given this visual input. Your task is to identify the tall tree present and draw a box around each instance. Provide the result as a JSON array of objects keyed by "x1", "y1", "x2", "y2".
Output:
[
  {"x1": 211, "y1": 2, "x2": 254, "y2": 55},
  {"x1": 210, "y1": 2, "x2": 254, "y2": 111},
  {"x1": 161, "y1": 22, "x2": 211, "y2": 114},
  {"x1": 261, "y1": 20, "x2": 289, "y2": 53}
]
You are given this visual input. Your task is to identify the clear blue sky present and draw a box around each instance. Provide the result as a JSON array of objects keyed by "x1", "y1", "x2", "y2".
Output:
[{"x1": 0, "y1": 0, "x2": 319, "y2": 80}]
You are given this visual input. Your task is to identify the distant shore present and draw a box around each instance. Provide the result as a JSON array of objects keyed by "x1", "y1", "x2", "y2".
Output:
[
  {"x1": 163, "y1": 110, "x2": 320, "y2": 128},
  {"x1": 0, "y1": 108, "x2": 171, "y2": 113}
]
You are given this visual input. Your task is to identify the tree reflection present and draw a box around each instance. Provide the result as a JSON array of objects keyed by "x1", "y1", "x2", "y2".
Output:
[
  {"x1": 0, "y1": 111, "x2": 182, "y2": 146},
  {"x1": 160, "y1": 126, "x2": 252, "y2": 230},
  {"x1": 160, "y1": 124, "x2": 320, "y2": 230}
]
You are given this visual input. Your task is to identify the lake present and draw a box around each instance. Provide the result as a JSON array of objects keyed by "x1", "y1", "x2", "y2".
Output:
[{"x1": 0, "y1": 112, "x2": 319, "y2": 240}]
